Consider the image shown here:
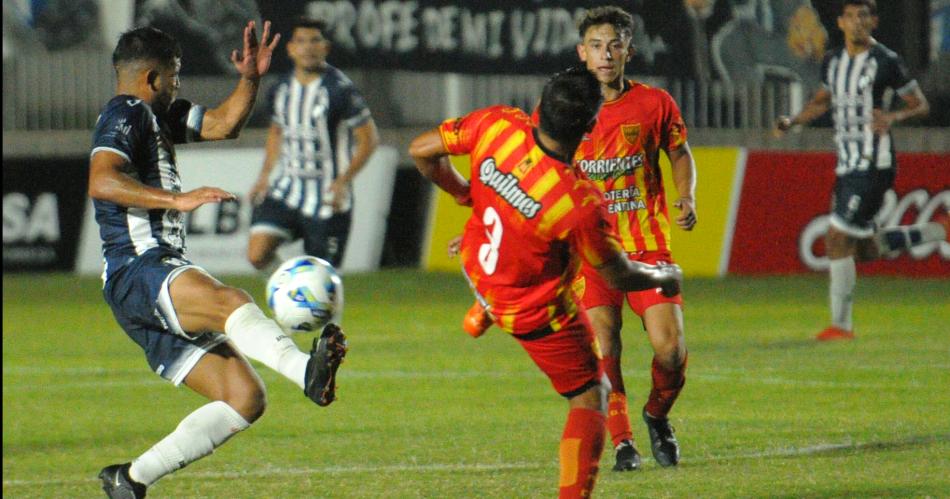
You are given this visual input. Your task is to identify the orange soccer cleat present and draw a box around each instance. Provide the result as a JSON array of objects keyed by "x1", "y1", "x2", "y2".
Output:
[
  {"x1": 815, "y1": 326, "x2": 855, "y2": 341},
  {"x1": 462, "y1": 301, "x2": 492, "y2": 338}
]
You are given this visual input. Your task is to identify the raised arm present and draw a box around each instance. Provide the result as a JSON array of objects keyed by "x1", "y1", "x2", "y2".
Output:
[
  {"x1": 89, "y1": 151, "x2": 234, "y2": 212},
  {"x1": 409, "y1": 128, "x2": 472, "y2": 206},
  {"x1": 774, "y1": 87, "x2": 832, "y2": 136},
  {"x1": 201, "y1": 20, "x2": 280, "y2": 141},
  {"x1": 668, "y1": 142, "x2": 697, "y2": 231}
]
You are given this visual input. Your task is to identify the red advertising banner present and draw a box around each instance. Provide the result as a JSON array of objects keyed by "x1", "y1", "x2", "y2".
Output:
[{"x1": 729, "y1": 152, "x2": 950, "y2": 276}]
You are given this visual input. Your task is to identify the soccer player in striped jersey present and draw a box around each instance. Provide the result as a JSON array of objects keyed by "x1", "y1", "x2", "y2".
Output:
[
  {"x1": 89, "y1": 23, "x2": 347, "y2": 498},
  {"x1": 247, "y1": 17, "x2": 379, "y2": 273},
  {"x1": 572, "y1": 6, "x2": 697, "y2": 470},
  {"x1": 410, "y1": 67, "x2": 683, "y2": 499},
  {"x1": 775, "y1": 0, "x2": 944, "y2": 342}
]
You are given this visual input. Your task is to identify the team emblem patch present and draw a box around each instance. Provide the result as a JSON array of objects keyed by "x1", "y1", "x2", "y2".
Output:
[{"x1": 621, "y1": 124, "x2": 641, "y2": 145}]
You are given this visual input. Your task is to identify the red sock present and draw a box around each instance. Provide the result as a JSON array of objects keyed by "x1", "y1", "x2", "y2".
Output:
[
  {"x1": 601, "y1": 356, "x2": 633, "y2": 447},
  {"x1": 644, "y1": 353, "x2": 688, "y2": 419},
  {"x1": 558, "y1": 408, "x2": 605, "y2": 499}
]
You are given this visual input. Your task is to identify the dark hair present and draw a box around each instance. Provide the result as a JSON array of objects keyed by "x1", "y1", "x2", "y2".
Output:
[
  {"x1": 112, "y1": 26, "x2": 181, "y2": 68},
  {"x1": 538, "y1": 66, "x2": 603, "y2": 145},
  {"x1": 577, "y1": 6, "x2": 635, "y2": 40},
  {"x1": 291, "y1": 17, "x2": 328, "y2": 37},
  {"x1": 841, "y1": 0, "x2": 876, "y2": 15}
]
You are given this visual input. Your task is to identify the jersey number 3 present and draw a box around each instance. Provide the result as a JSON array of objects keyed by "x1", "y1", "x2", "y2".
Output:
[{"x1": 478, "y1": 207, "x2": 503, "y2": 275}]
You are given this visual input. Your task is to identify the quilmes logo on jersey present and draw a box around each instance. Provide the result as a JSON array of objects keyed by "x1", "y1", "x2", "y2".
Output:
[
  {"x1": 478, "y1": 157, "x2": 541, "y2": 219},
  {"x1": 576, "y1": 153, "x2": 644, "y2": 181}
]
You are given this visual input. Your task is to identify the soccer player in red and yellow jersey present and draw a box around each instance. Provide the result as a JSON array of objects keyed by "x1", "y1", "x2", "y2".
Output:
[
  {"x1": 409, "y1": 68, "x2": 683, "y2": 499},
  {"x1": 575, "y1": 6, "x2": 698, "y2": 471}
]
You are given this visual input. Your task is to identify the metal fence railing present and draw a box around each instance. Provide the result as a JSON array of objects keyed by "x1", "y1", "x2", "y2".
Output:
[{"x1": 4, "y1": 46, "x2": 810, "y2": 131}]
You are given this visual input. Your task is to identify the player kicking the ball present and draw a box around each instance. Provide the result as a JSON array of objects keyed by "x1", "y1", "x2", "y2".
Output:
[
  {"x1": 89, "y1": 23, "x2": 346, "y2": 498},
  {"x1": 410, "y1": 67, "x2": 683, "y2": 498}
]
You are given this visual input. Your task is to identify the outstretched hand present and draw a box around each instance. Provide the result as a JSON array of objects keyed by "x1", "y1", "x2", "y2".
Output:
[
  {"x1": 231, "y1": 20, "x2": 280, "y2": 80},
  {"x1": 175, "y1": 187, "x2": 236, "y2": 212},
  {"x1": 773, "y1": 116, "x2": 793, "y2": 138},
  {"x1": 655, "y1": 263, "x2": 683, "y2": 298}
]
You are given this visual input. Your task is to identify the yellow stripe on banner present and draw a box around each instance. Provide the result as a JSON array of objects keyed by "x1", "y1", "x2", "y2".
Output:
[
  {"x1": 424, "y1": 148, "x2": 743, "y2": 277},
  {"x1": 424, "y1": 155, "x2": 474, "y2": 272},
  {"x1": 658, "y1": 147, "x2": 741, "y2": 277}
]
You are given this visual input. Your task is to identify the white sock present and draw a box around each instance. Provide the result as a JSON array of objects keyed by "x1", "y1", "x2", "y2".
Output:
[
  {"x1": 225, "y1": 303, "x2": 308, "y2": 389},
  {"x1": 828, "y1": 256, "x2": 856, "y2": 331},
  {"x1": 128, "y1": 401, "x2": 250, "y2": 486},
  {"x1": 874, "y1": 222, "x2": 945, "y2": 256}
]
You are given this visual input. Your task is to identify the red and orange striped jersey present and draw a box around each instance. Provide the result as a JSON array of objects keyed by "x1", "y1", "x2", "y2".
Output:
[
  {"x1": 439, "y1": 105, "x2": 623, "y2": 334},
  {"x1": 573, "y1": 81, "x2": 688, "y2": 254}
]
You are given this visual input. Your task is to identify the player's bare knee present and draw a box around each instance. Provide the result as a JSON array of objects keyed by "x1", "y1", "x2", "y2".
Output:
[
  {"x1": 211, "y1": 287, "x2": 254, "y2": 325},
  {"x1": 653, "y1": 332, "x2": 685, "y2": 368},
  {"x1": 227, "y1": 382, "x2": 267, "y2": 423},
  {"x1": 247, "y1": 250, "x2": 272, "y2": 270},
  {"x1": 826, "y1": 230, "x2": 853, "y2": 258},
  {"x1": 569, "y1": 382, "x2": 606, "y2": 412}
]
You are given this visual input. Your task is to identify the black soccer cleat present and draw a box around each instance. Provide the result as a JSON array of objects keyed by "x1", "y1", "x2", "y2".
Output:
[
  {"x1": 98, "y1": 463, "x2": 146, "y2": 499},
  {"x1": 643, "y1": 409, "x2": 680, "y2": 467},
  {"x1": 304, "y1": 323, "x2": 348, "y2": 406},
  {"x1": 612, "y1": 439, "x2": 642, "y2": 471}
]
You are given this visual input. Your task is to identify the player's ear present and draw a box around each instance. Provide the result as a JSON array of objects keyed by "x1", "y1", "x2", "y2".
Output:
[
  {"x1": 146, "y1": 69, "x2": 160, "y2": 90},
  {"x1": 576, "y1": 43, "x2": 587, "y2": 62}
]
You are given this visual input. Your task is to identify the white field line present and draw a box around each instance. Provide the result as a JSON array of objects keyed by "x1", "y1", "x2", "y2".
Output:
[{"x1": 5, "y1": 436, "x2": 948, "y2": 487}]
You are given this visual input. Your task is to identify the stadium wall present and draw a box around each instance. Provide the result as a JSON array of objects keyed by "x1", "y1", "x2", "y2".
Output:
[
  {"x1": 3, "y1": 134, "x2": 948, "y2": 277},
  {"x1": 422, "y1": 148, "x2": 950, "y2": 277}
]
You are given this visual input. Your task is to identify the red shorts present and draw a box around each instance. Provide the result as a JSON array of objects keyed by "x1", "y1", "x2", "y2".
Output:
[
  {"x1": 514, "y1": 313, "x2": 602, "y2": 398},
  {"x1": 574, "y1": 251, "x2": 684, "y2": 316}
]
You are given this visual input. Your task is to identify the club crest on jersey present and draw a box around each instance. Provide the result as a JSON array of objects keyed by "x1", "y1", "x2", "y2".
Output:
[
  {"x1": 478, "y1": 157, "x2": 541, "y2": 219},
  {"x1": 621, "y1": 124, "x2": 641, "y2": 145}
]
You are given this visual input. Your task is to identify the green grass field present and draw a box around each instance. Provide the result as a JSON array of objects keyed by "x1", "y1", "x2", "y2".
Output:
[{"x1": 3, "y1": 271, "x2": 949, "y2": 498}]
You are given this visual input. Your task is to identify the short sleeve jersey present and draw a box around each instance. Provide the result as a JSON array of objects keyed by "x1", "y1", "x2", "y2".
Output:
[
  {"x1": 439, "y1": 106, "x2": 622, "y2": 334},
  {"x1": 90, "y1": 96, "x2": 205, "y2": 277},
  {"x1": 572, "y1": 81, "x2": 688, "y2": 255},
  {"x1": 265, "y1": 65, "x2": 372, "y2": 217},
  {"x1": 820, "y1": 43, "x2": 917, "y2": 174}
]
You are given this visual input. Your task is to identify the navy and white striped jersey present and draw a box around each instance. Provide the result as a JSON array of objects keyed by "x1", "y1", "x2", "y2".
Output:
[
  {"x1": 821, "y1": 43, "x2": 917, "y2": 175},
  {"x1": 266, "y1": 65, "x2": 371, "y2": 219},
  {"x1": 90, "y1": 96, "x2": 204, "y2": 277}
]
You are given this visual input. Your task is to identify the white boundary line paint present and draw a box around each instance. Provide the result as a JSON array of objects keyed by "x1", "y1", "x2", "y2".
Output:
[
  {"x1": 6, "y1": 435, "x2": 948, "y2": 487},
  {"x1": 718, "y1": 147, "x2": 748, "y2": 277}
]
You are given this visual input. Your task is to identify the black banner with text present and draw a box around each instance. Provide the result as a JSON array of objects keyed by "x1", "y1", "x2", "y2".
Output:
[{"x1": 3, "y1": 159, "x2": 88, "y2": 272}]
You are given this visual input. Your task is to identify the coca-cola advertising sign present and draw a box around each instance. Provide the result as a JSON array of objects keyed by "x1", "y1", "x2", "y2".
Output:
[{"x1": 729, "y1": 152, "x2": 949, "y2": 276}]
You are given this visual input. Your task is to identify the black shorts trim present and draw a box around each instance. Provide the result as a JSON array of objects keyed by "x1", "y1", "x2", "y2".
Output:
[{"x1": 560, "y1": 378, "x2": 601, "y2": 399}]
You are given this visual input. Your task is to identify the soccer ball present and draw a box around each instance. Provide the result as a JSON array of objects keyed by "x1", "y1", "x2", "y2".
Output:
[{"x1": 266, "y1": 256, "x2": 343, "y2": 333}]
